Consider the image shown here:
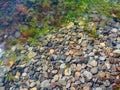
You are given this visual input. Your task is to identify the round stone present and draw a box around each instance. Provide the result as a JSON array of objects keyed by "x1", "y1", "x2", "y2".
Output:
[
  {"x1": 83, "y1": 71, "x2": 93, "y2": 80},
  {"x1": 98, "y1": 72, "x2": 106, "y2": 78},
  {"x1": 89, "y1": 60, "x2": 98, "y2": 67},
  {"x1": 90, "y1": 67, "x2": 98, "y2": 74},
  {"x1": 15, "y1": 31, "x2": 21, "y2": 38},
  {"x1": 75, "y1": 72, "x2": 81, "y2": 77}
]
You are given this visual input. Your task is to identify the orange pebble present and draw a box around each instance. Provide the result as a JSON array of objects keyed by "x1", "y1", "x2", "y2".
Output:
[{"x1": 50, "y1": 49, "x2": 54, "y2": 54}]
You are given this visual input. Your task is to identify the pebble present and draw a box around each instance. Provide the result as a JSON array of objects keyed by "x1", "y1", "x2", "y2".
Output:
[
  {"x1": 98, "y1": 72, "x2": 106, "y2": 78},
  {"x1": 100, "y1": 43, "x2": 106, "y2": 47},
  {"x1": 58, "y1": 79, "x2": 67, "y2": 86},
  {"x1": 30, "y1": 87, "x2": 37, "y2": 90},
  {"x1": 105, "y1": 61, "x2": 111, "y2": 69},
  {"x1": 99, "y1": 56, "x2": 106, "y2": 61},
  {"x1": 40, "y1": 80, "x2": 50, "y2": 88},
  {"x1": 60, "y1": 63, "x2": 66, "y2": 69},
  {"x1": 111, "y1": 28, "x2": 118, "y2": 32},
  {"x1": 22, "y1": 73, "x2": 27, "y2": 77},
  {"x1": 90, "y1": 67, "x2": 98, "y2": 74},
  {"x1": 89, "y1": 60, "x2": 98, "y2": 67},
  {"x1": 70, "y1": 87, "x2": 76, "y2": 90},
  {"x1": 66, "y1": 83, "x2": 71, "y2": 88},
  {"x1": 30, "y1": 82, "x2": 36, "y2": 88},
  {"x1": 28, "y1": 51, "x2": 37, "y2": 58},
  {"x1": 83, "y1": 85, "x2": 90, "y2": 90},
  {"x1": 50, "y1": 49, "x2": 54, "y2": 54},
  {"x1": 83, "y1": 71, "x2": 93, "y2": 80},
  {"x1": 93, "y1": 87, "x2": 103, "y2": 90},
  {"x1": 1, "y1": 10, "x2": 120, "y2": 90},
  {"x1": 113, "y1": 49, "x2": 120, "y2": 55},
  {"x1": 64, "y1": 68, "x2": 71, "y2": 76},
  {"x1": 75, "y1": 72, "x2": 81, "y2": 77},
  {"x1": 15, "y1": 31, "x2": 21, "y2": 38},
  {"x1": 66, "y1": 56, "x2": 72, "y2": 62}
]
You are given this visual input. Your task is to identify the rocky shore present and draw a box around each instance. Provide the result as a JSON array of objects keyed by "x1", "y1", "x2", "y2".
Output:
[{"x1": 0, "y1": 14, "x2": 120, "y2": 90}]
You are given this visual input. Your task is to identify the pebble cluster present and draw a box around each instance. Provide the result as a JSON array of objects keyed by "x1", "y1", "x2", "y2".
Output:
[{"x1": 0, "y1": 15, "x2": 120, "y2": 90}]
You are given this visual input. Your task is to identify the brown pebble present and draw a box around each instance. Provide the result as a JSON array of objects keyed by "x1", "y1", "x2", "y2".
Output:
[
  {"x1": 30, "y1": 87, "x2": 37, "y2": 90},
  {"x1": 75, "y1": 72, "x2": 81, "y2": 77},
  {"x1": 50, "y1": 49, "x2": 54, "y2": 54},
  {"x1": 51, "y1": 82, "x2": 57, "y2": 88},
  {"x1": 98, "y1": 72, "x2": 106, "y2": 78},
  {"x1": 62, "y1": 86, "x2": 67, "y2": 90}
]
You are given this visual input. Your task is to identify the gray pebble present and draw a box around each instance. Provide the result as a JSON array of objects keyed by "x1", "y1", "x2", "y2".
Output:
[
  {"x1": 58, "y1": 79, "x2": 66, "y2": 85},
  {"x1": 15, "y1": 31, "x2": 21, "y2": 38},
  {"x1": 41, "y1": 80, "x2": 50, "y2": 88},
  {"x1": 30, "y1": 82, "x2": 36, "y2": 87},
  {"x1": 83, "y1": 71, "x2": 93, "y2": 80},
  {"x1": 91, "y1": 67, "x2": 98, "y2": 74},
  {"x1": 99, "y1": 56, "x2": 106, "y2": 61},
  {"x1": 66, "y1": 83, "x2": 71, "y2": 88}
]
